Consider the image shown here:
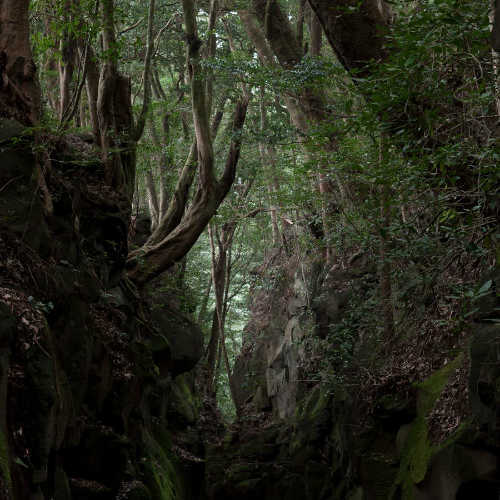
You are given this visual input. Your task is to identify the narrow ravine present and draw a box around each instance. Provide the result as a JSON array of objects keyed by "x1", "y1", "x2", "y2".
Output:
[{"x1": 1, "y1": 0, "x2": 500, "y2": 499}]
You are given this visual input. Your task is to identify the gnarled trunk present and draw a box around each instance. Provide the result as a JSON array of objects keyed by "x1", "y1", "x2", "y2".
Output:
[{"x1": 127, "y1": 0, "x2": 249, "y2": 286}]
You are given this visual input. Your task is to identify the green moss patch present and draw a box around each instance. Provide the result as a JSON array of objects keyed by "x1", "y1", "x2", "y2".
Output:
[
  {"x1": 143, "y1": 430, "x2": 184, "y2": 500},
  {"x1": 391, "y1": 354, "x2": 463, "y2": 500},
  {"x1": 169, "y1": 374, "x2": 199, "y2": 425}
]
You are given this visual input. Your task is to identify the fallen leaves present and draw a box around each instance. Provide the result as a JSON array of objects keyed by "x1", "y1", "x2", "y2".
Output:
[{"x1": 0, "y1": 286, "x2": 47, "y2": 350}]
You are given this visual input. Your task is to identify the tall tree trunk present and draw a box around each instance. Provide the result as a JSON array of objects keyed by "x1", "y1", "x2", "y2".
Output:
[
  {"x1": 139, "y1": 99, "x2": 225, "y2": 252},
  {"x1": 238, "y1": 9, "x2": 308, "y2": 133},
  {"x1": 84, "y1": 44, "x2": 100, "y2": 140},
  {"x1": 126, "y1": 97, "x2": 248, "y2": 286},
  {"x1": 43, "y1": 11, "x2": 60, "y2": 116},
  {"x1": 296, "y1": 0, "x2": 306, "y2": 52},
  {"x1": 149, "y1": 105, "x2": 171, "y2": 222},
  {"x1": 206, "y1": 225, "x2": 227, "y2": 396},
  {"x1": 127, "y1": 0, "x2": 249, "y2": 286},
  {"x1": 98, "y1": 0, "x2": 122, "y2": 186},
  {"x1": 197, "y1": 275, "x2": 212, "y2": 324},
  {"x1": 96, "y1": 0, "x2": 138, "y2": 199},
  {"x1": 207, "y1": 223, "x2": 240, "y2": 415},
  {"x1": 145, "y1": 168, "x2": 160, "y2": 231},
  {"x1": 309, "y1": 6, "x2": 322, "y2": 57},
  {"x1": 132, "y1": 0, "x2": 156, "y2": 142},
  {"x1": 59, "y1": 0, "x2": 76, "y2": 121},
  {"x1": 0, "y1": 0, "x2": 40, "y2": 125}
]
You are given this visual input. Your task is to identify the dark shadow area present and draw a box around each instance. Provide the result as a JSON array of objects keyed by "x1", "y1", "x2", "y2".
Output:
[{"x1": 456, "y1": 479, "x2": 500, "y2": 500}]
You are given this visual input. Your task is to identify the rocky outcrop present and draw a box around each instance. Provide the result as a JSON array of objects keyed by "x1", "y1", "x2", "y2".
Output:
[
  {"x1": 232, "y1": 255, "x2": 316, "y2": 418},
  {"x1": 0, "y1": 120, "x2": 203, "y2": 500},
  {"x1": 1, "y1": 117, "x2": 498, "y2": 500},
  {"x1": 208, "y1": 249, "x2": 500, "y2": 499}
]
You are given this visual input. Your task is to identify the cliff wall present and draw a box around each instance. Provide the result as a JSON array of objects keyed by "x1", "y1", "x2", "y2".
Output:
[{"x1": 0, "y1": 119, "x2": 203, "y2": 500}]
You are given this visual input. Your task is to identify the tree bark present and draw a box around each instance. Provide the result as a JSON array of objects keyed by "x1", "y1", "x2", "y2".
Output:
[
  {"x1": 207, "y1": 222, "x2": 240, "y2": 415},
  {"x1": 238, "y1": 9, "x2": 308, "y2": 132},
  {"x1": 132, "y1": 0, "x2": 156, "y2": 141},
  {"x1": 84, "y1": 44, "x2": 100, "y2": 140},
  {"x1": 307, "y1": 0, "x2": 391, "y2": 77},
  {"x1": 0, "y1": 0, "x2": 40, "y2": 125},
  {"x1": 140, "y1": 99, "x2": 225, "y2": 252},
  {"x1": 98, "y1": 0, "x2": 122, "y2": 186},
  {"x1": 252, "y1": 0, "x2": 303, "y2": 69},
  {"x1": 296, "y1": 0, "x2": 306, "y2": 52},
  {"x1": 145, "y1": 168, "x2": 160, "y2": 231},
  {"x1": 309, "y1": 7, "x2": 322, "y2": 57},
  {"x1": 493, "y1": 0, "x2": 500, "y2": 52},
  {"x1": 127, "y1": 98, "x2": 248, "y2": 286},
  {"x1": 42, "y1": 11, "x2": 60, "y2": 116},
  {"x1": 59, "y1": 0, "x2": 76, "y2": 121},
  {"x1": 206, "y1": 224, "x2": 228, "y2": 395},
  {"x1": 127, "y1": 0, "x2": 249, "y2": 286}
]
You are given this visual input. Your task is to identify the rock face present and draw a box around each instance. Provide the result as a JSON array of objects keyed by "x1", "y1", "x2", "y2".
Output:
[
  {"x1": 1, "y1": 118, "x2": 499, "y2": 500},
  {"x1": 208, "y1": 251, "x2": 500, "y2": 500},
  {"x1": 0, "y1": 120, "x2": 203, "y2": 500},
  {"x1": 232, "y1": 256, "x2": 316, "y2": 418}
]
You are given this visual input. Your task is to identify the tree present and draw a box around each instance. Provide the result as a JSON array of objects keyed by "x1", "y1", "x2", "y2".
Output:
[
  {"x1": 307, "y1": 0, "x2": 391, "y2": 76},
  {"x1": 0, "y1": 0, "x2": 40, "y2": 125},
  {"x1": 126, "y1": 0, "x2": 249, "y2": 287}
]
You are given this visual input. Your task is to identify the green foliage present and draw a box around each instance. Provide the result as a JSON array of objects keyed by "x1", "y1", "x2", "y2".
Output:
[{"x1": 28, "y1": 0, "x2": 498, "y2": 422}]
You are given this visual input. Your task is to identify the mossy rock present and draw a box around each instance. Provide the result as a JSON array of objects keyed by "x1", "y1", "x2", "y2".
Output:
[
  {"x1": 469, "y1": 323, "x2": 500, "y2": 428},
  {"x1": 392, "y1": 355, "x2": 464, "y2": 500},
  {"x1": 0, "y1": 118, "x2": 26, "y2": 143},
  {"x1": 289, "y1": 386, "x2": 331, "y2": 462},
  {"x1": 168, "y1": 373, "x2": 199, "y2": 425},
  {"x1": 143, "y1": 429, "x2": 184, "y2": 500},
  {"x1": 150, "y1": 303, "x2": 203, "y2": 377},
  {"x1": 295, "y1": 385, "x2": 330, "y2": 421},
  {"x1": 346, "y1": 486, "x2": 364, "y2": 500},
  {"x1": 0, "y1": 120, "x2": 52, "y2": 254}
]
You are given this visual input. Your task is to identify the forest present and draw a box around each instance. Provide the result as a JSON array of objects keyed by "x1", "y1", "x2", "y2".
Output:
[{"x1": 0, "y1": 0, "x2": 499, "y2": 499}]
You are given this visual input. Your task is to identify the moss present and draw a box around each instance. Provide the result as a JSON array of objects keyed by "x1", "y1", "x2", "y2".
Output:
[
  {"x1": 169, "y1": 374, "x2": 199, "y2": 424},
  {"x1": 143, "y1": 430, "x2": 184, "y2": 500},
  {"x1": 294, "y1": 385, "x2": 329, "y2": 421},
  {"x1": 418, "y1": 354, "x2": 463, "y2": 414},
  {"x1": 391, "y1": 354, "x2": 464, "y2": 500}
]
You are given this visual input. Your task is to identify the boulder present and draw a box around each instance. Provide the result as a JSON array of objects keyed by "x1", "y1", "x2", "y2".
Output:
[{"x1": 150, "y1": 303, "x2": 203, "y2": 377}]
